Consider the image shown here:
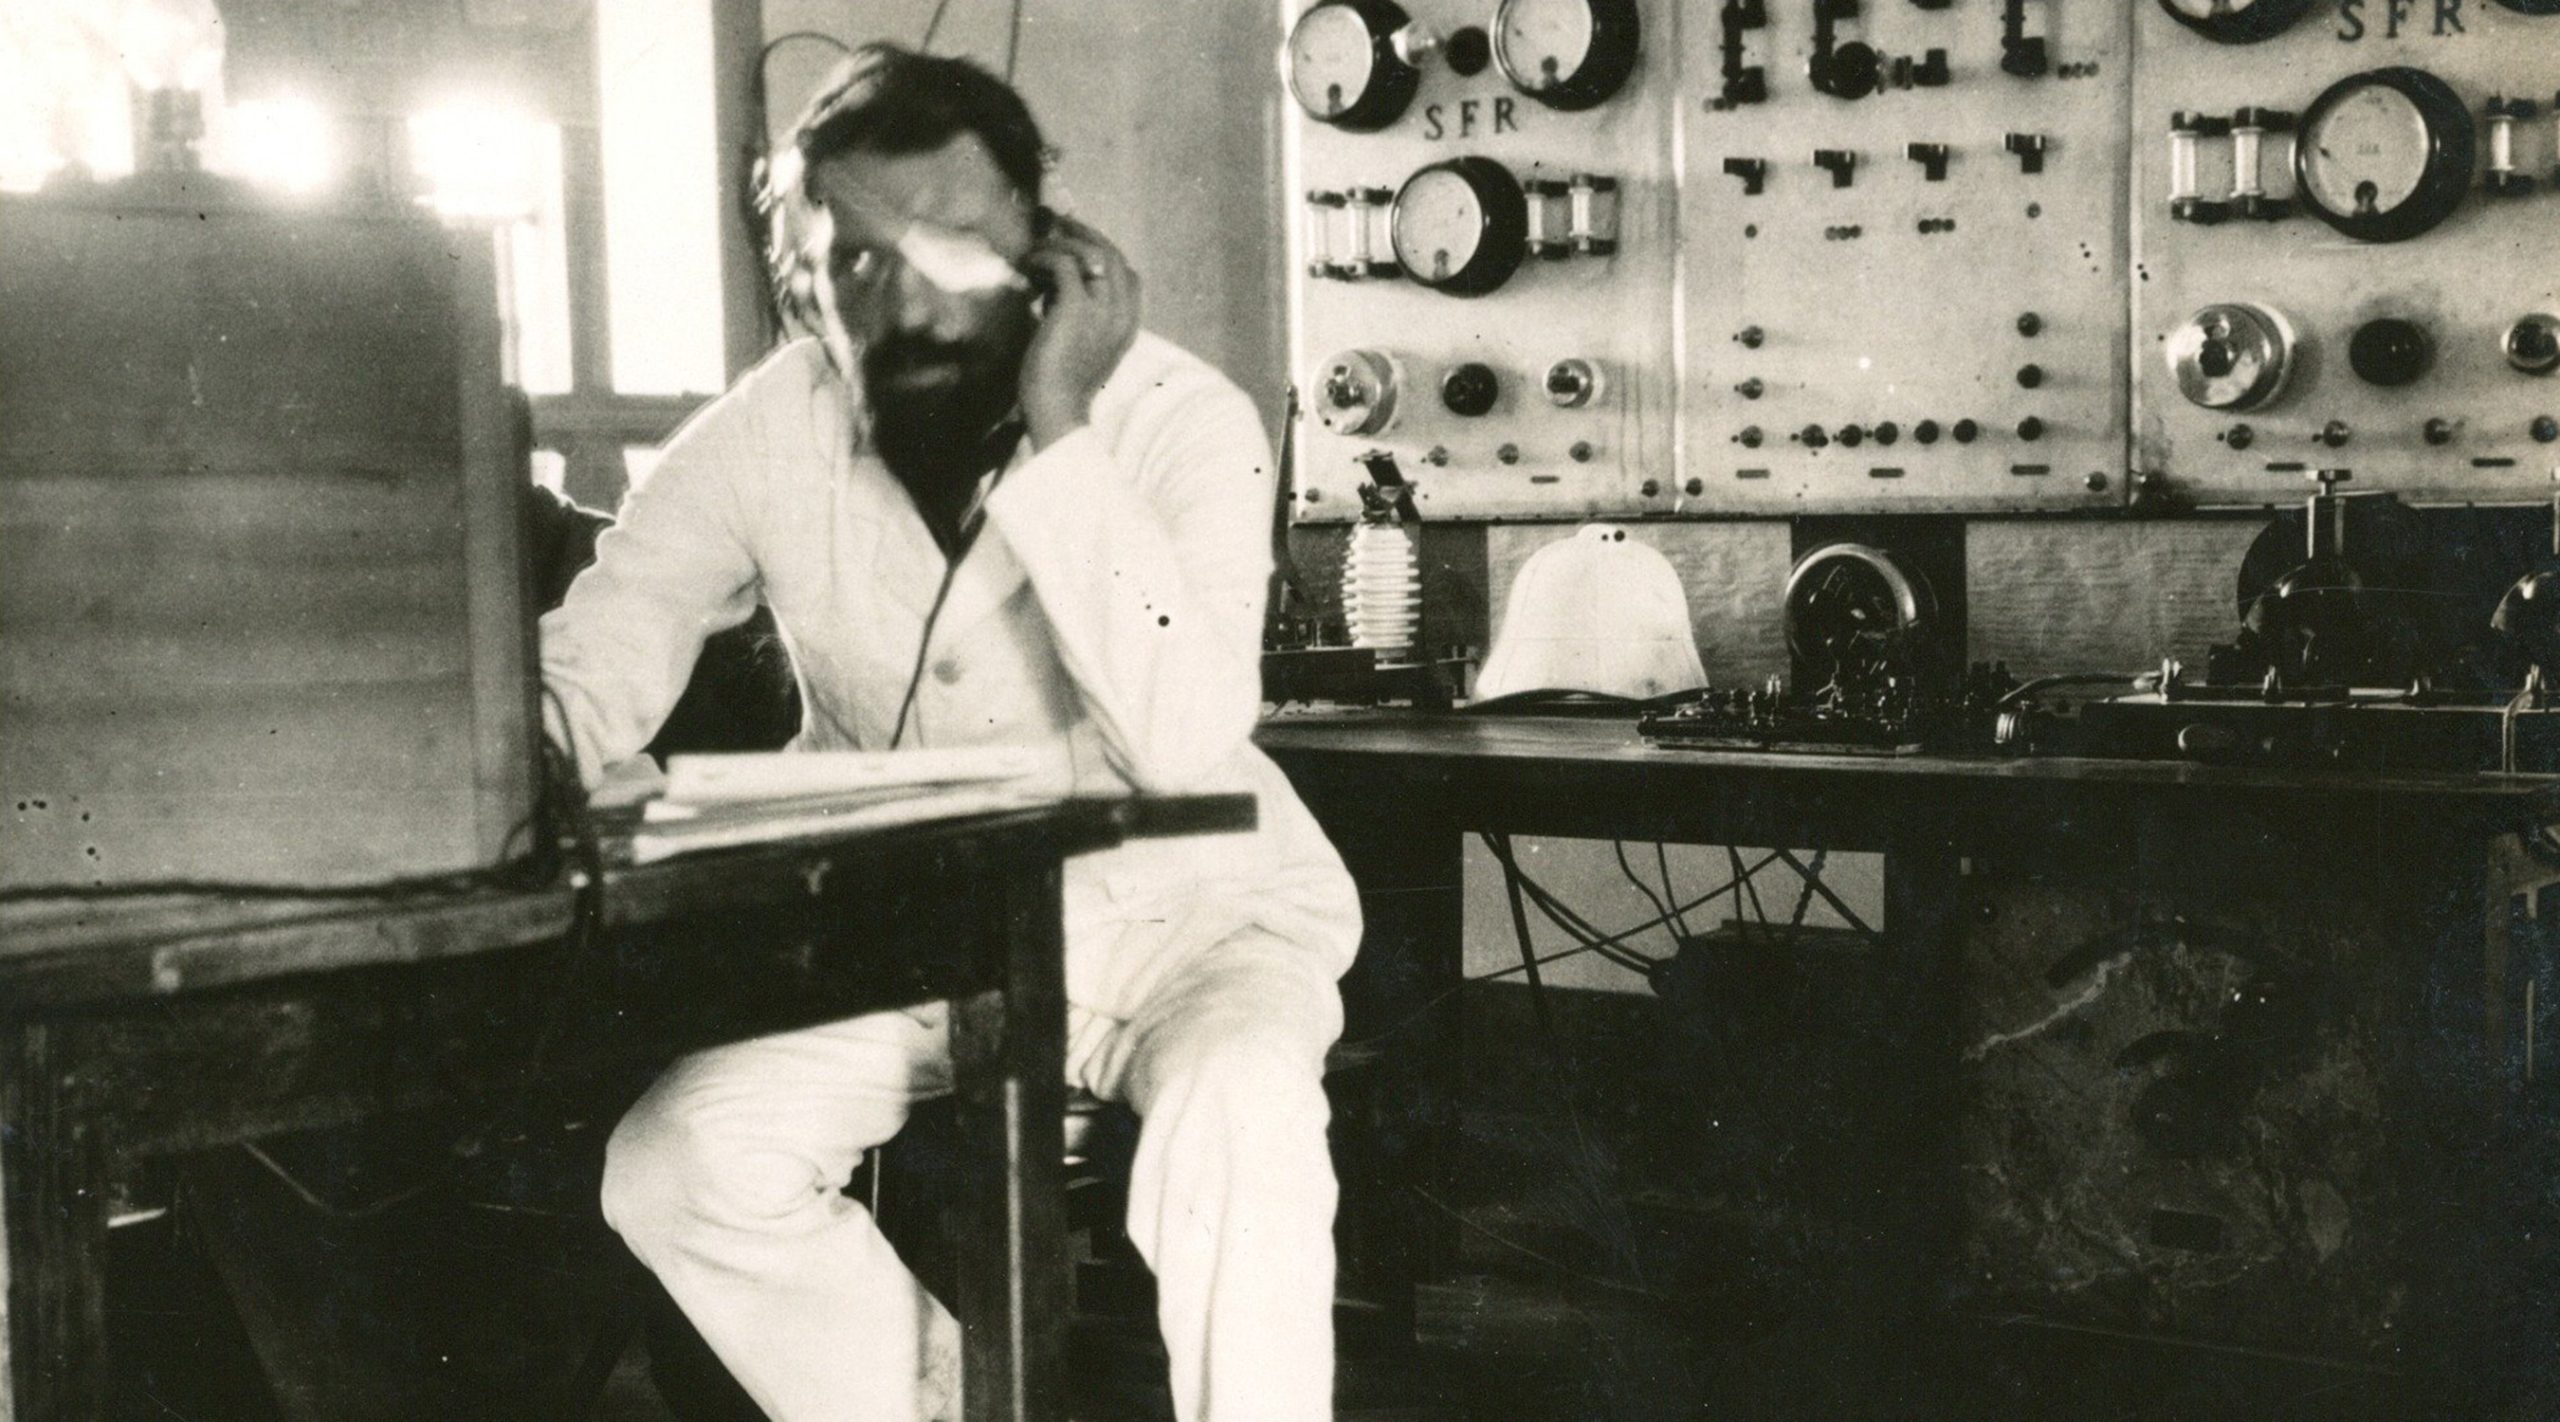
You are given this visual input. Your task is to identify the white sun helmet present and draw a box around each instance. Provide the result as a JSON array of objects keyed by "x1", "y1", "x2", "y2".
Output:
[{"x1": 1475, "y1": 524, "x2": 1708, "y2": 701}]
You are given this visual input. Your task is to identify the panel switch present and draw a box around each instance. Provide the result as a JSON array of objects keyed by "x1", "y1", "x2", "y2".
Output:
[{"x1": 1441, "y1": 362, "x2": 1500, "y2": 417}]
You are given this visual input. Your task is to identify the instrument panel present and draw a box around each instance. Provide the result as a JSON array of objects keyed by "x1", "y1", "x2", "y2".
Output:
[
  {"x1": 1679, "y1": 0, "x2": 2133, "y2": 514},
  {"x1": 2132, "y1": 1, "x2": 2560, "y2": 507},
  {"x1": 1285, "y1": 0, "x2": 1675, "y2": 521},
  {"x1": 1281, "y1": 0, "x2": 2560, "y2": 520}
]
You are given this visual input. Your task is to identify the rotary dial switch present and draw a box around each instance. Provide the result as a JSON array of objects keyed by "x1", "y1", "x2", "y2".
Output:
[
  {"x1": 1315, "y1": 348, "x2": 1404, "y2": 436},
  {"x1": 1441, "y1": 362, "x2": 1501, "y2": 417},
  {"x1": 2169, "y1": 302, "x2": 2298, "y2": 411},
  {"x1": 2506, "y1": 315, "x2": 2560, "y2": 376},
  {"x1": 1544, "y1": 357, "x2": 1603, "y2": 408},
  {"x1": 2348, "y1": 317, "x2": 2433, "y2": 387}
]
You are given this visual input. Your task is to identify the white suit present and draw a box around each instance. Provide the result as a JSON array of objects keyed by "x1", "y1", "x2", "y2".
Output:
[{"x1": 541, "y1": 335, "x2": 1362, "y2": 1422}]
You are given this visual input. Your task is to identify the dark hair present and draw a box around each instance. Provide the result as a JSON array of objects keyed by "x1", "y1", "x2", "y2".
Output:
[{"x1": 793, "y1": 44, "x2": 1045, "y2": 203}]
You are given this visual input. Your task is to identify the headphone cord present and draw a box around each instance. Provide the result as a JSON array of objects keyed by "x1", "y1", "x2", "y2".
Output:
[
  {"x1": 889, "y1": 549, "x2": 968, "y2": 749},
  {"x1": 888, "y1": 428, "x2": 1022, "y2": 747}
]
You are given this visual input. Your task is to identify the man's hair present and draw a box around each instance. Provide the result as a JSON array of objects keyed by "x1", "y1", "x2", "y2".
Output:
[{"x1": 792, "y1": 44, "x2": 1046, "y2": 203}]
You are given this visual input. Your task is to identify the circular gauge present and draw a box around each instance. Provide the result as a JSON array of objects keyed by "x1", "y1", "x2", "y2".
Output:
[
  {"x1": 1493, "y1": 0, "x2": 1640, "y2": 111},
  {"x1": 1784, "y1": 544, "x2": 1933, "y2": 683},
  {"x1": 1390, "y1": 157, "x2": 1529, "y2": 295},
  {"x1": 2155, "y1": 0, "x2": 2320, "y2": 43},
  {"x1": 2295, "y1": 68, "x2": 2476, "y2": 243},
  {"x1": 1286, "y1": 0, "x2": 1424, "y2": 131}
]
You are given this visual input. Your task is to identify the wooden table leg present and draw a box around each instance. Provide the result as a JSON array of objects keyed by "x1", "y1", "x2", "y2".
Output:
[
  {"x1": 1326, "y1": 813, "x2": 1465, "y2": 1335},
  {"x1": 2, "y1": 1021, "x2": 109, "y2": 1422},
  {"x1": 948, "y1": 863, "x2": 1068, "y2": 1422}
]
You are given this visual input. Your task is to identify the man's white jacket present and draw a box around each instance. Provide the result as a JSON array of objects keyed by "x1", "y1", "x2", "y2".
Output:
[{"x1": 541, "y1": 335, "x2": 1362, "y2": 1018}]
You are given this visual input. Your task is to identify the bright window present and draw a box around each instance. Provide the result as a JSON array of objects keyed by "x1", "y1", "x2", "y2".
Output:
[{"x1": 597, "y1": 0, "x2": 725, "y2": 398}]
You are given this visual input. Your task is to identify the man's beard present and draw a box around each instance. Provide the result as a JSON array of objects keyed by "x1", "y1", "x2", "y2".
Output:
[{"x1": 862, "y1": 330, "x2": 1026, "y2": 536}]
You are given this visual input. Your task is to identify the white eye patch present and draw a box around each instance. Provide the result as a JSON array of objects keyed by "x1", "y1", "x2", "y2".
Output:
[{"x1": 895, "y1": 221, "x2": 1029, "y2": 296}]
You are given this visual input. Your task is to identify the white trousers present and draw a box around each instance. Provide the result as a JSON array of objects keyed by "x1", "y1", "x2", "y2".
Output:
[{"x1": 600, "y1": 929, "x2": 1346, "y2": 1422}]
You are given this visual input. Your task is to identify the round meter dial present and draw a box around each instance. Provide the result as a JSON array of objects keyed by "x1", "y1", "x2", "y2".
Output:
[
  {"x1": 1287, "y1": 0, "x2": 1424, "y2": 131},
  {"x1": 2295, "y1": 67, "x2": 2475, "y2": 243},
  {"x1": 1391, "y1": 157, "x2": 1529, "y2": 295},
  {"x1": 2155, "y1": 0, "x2": 2319, "y2": 43},
  {"x1": 1493, "y1": 0, "x2": 1639, "y2": 111}
]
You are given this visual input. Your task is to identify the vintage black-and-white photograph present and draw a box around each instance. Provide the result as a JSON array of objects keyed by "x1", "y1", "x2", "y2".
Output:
[{"x1": 3, "y1": 1, "x2": 2556, "y2": 1418}]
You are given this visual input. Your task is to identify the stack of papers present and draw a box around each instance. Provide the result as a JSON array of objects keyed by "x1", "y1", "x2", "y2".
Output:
[{"x1": 607, "y1": 747, "x2": 1052, "y2": 865}]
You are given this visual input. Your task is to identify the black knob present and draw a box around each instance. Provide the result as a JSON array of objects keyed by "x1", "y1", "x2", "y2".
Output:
[
  {"x1": 2535, "y1": 416, "x2": 2560, "y2": 444},
  {"x1": 1441, "y1": 362, "x2": 1500, "y2": 417},
  {"x1": 2349, "y1": 318, "x2": 2433, "y2": 387},
  {"x1": 1496, "y1": 442, "x2": 1521, "y2": 464},
  {"x1": 1800, "y1": 424, "x2": 1830, "y2": 449},
  {"x1": 1444, "y1": 26, "x2": 1492, "y2": 76},
  {"x1": 2017, "y1": 312, "x2": 2044, "y2": 337},
  {"x1": 1914, "y1": 419, "x2": 1941, "y2": 445},
  {"x1": 1736, "y1": 325, "x2": 1765, "y2": 348},
  {"x1": 1836, "y1": 424, "x2": 1866, "y2": 448},
  {"x1": 1735, "y1": 377, "x2": 1764, "y2": 399},
  {"x1": 2226, "y1": 424, "x2": 2255, "y2": 451},
  {"x1": 2320, "y1": 420, "x2": 2352, "y2": 448},
  {"x1": 1952, "y1": 418, "x2": 1979, "y2": 444},
  {"x1": 1872, "y1": 421, "x2": 1900, "y2": 446},
  {"x1": 2017, "y1": 363, "x2": 2045, "y2": 389},
  {"x1": 1738, "y1": 425, "x2": 1764, "y2": 448},
  {"x1": 2424, "y1": 418, "x2": 2455, "y2": 446},
  {"x1": 2016, "y1": 416, "x2": 2045, "y2": 442},
  {"x1": 1811, "y1": 41, "x2": 1883, "y2": 101}
]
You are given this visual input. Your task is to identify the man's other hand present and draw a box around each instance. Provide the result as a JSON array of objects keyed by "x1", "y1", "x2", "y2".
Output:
[{"x1": 1018, "y1": 215, "x2": 1141, "y2": 450}]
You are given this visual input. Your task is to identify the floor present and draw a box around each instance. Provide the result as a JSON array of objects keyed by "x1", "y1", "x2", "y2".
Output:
[{"x1": 94, "y1": 978, "x2": 2550, "y2": 1421}]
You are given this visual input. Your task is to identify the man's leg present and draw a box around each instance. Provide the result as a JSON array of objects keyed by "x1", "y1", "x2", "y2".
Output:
[
  {"x1": 600, "y1": 1007, "x2": 962, "y2": 1422},
  {"x1": 1108, "y1": 932, "x2": 1346, "y2": 1422}
]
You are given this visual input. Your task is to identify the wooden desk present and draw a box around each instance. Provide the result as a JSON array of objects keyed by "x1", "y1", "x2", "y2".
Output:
[
  {"x1": 0, "y1": 795, "x2": 1250, "y2": 1422},
  {"x1": 1258, "y1": 712, "x2": 2559, "y2": 1415}
]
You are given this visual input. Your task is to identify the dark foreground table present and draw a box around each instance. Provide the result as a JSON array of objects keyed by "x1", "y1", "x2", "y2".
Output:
[{"x1": 1, "y1": 794, "x2": 1251, "y2": 1422}]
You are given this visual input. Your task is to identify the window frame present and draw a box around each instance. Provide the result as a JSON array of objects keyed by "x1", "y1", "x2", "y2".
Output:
[{"x1": 531, "y1": 0, "x2": 769, "y2": 512}]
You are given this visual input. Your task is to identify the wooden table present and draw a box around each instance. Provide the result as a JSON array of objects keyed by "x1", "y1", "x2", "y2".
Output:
[
  {"x1": 0, "y1": 794, "x2": 1250, "y2": 1422},
  {"x1": 1257, "y1": 711, "x2": 2560, "y2": 1416}
]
